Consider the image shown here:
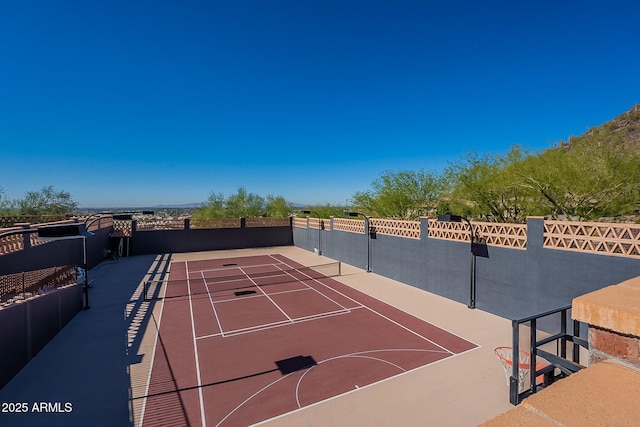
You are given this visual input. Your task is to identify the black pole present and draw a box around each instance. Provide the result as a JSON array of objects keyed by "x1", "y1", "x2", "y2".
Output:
[
  {"x1": 463, "y1": 218, "x2": 476, "y2": 309},
  {"x1": 83, "y1": 237, "x2": 90, "y2": 310},
  {"x1": 318, "y1": 217, "x2": 322, "y2": 256},
  {"x1": 365, "y1": 216, "x2": 371, "y2": 272},
  {"x1": 469, "y1": 249, "x2": 476, "y2": 309},
  {"x1": 439, "y1": 214, "x2": 476, "y2": 309}
]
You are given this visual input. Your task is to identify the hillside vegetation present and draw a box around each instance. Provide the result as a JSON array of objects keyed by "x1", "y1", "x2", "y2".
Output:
[{"x1": 354, "y1": 105, "x2": 640, "y2": 223}]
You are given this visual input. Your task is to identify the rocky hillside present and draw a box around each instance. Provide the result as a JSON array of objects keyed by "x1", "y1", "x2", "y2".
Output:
[{"x1": 565, "y1": 104, "x2": 640, "y2": 155}]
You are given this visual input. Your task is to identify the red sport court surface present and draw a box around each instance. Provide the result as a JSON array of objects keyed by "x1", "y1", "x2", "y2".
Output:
[{"x1": 139, "y1": 254, "x2": 477, "y2": 426}]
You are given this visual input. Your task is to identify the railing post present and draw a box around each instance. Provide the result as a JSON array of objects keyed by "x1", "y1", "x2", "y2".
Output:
[
  {"x1": 573, "y1": 319, "x2": 581, "y2": 363},
  {"x1": 560, "y1": 309, "x2": 568, "y2": 360},
  {"x1": 184, "y1": 218, "x2": 190, "y2": 230},
  {"x1": 510, "y1": 319, "x2": 520, "y2": 405},
  {"x1": 240, "y1": 217, "x2": 246, "y2": 228},
  {"x1": 530, "y1": 318, "x2": 537, "y2": 393}
]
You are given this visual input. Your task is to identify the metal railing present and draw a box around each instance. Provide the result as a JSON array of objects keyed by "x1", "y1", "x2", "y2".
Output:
[
  {"x1": 0, "y1": 266, "x2": 78, "y2": 307},
  {"x1": 510, "y1": 304, "x2": 588, "y2": 405}
]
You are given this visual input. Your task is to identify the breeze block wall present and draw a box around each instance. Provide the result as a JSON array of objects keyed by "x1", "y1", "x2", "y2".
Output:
[{"x1": 294, "y1": 216, "x2": 640, "y2": 320}]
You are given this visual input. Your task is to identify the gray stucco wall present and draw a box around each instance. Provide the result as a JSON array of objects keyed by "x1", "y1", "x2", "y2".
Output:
[
  {"x1": 132, "y1": 226, "x2": 294, "y2": 255},
  {"x1": 0, "y1": 227, "x2": 112, "y2": 276},
  {"x1": 294, "y1": 217, "x2": 640, "y2": 320},
  {"x1": 0, "y1": 283, "x2": 82, "y2": 388}
]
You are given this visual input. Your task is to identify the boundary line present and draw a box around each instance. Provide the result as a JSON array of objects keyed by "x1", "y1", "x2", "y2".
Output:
[
  {"x1": 252, "y1": 346, "x2": 480, "y2": 427},
  {"x1": 239, "y1": 265, "x2": 293, "y2": 323},
  {"x1": 186, "y1": 260, "x2": 207, "y2": 427},
  {"x1": 269, "y1": 255, "x2": 453, "y2": 353},
  {"x1": 277, "y1": 253, "x2": 483, "y2": 350},
  {"x1": 196, "y1": 307, "x2": 362, "y2": 340},
  {"x1": 191, "y1": 261, "x2": 287, "y2": 275},
  {"x1": 201, "y1": 269, "x2": 225, "y2": 337},
  {"x1": 137, "y1": 254, "x2": 170, "y2": 427},
  {"x1": 273, "y1": 263, "x2": 351, "y2": 312}
]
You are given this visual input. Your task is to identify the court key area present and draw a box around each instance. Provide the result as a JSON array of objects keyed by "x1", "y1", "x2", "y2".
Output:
[{"x1": 137, "y1": 254, "x2": 478, "y2": 426}]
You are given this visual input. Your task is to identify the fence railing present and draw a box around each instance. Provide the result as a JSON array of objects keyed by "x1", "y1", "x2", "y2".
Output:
[
  {"x1": 0, "y1": 265, "x2": 77, "y2": 307},
  {"x1": 509, "y1": 305, "x2": 587, "y2": 405}
]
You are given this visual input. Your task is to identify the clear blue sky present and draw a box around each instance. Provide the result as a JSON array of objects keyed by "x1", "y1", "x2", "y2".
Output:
[{"x1": 1, "y1": 1, "x2": 639, "y2": 208}]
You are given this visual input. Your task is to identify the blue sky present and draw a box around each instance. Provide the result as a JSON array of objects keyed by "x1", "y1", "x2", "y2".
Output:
[{"x1": 1, "y1": 1, "x2": 639, "y2": 208}]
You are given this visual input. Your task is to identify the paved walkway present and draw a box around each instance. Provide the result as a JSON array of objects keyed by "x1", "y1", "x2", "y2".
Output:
[{"x1": 0, "y1": 247, "x2": 514, "y2": 426}]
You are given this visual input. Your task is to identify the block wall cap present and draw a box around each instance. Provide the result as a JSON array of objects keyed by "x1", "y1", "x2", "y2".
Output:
[{"x1": 573, "y1": 276, "x2": 640, "y2": 336}]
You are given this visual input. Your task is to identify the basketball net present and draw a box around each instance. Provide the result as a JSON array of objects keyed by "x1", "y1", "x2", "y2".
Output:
[{"x1": 494, "y1": 346, "x2": 531, "y2": 393}]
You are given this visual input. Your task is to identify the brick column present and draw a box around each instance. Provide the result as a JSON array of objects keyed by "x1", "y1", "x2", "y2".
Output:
[{"x1": 573, "y1": 275, "x2": 640, "y2": 368}]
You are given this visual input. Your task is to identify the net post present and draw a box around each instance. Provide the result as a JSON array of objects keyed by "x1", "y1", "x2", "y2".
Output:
[
  {"x1": 338, "y1": 262, "x2": 341, "y2": 276},
  {"x1": 143, "y1": 281, "x2": 148, "y2": 301}
]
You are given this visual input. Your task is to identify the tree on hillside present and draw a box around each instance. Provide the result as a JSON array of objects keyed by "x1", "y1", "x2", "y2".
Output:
[
  {"x1": 16, "y1": 186, "x2": 77, "y2": 215},
  {"x1": 350, "y1": 169, "x2": 447, "y2": 220},
  {"x1": 519, "y1": 131, "x2": 640, "y2": 220},
  {"x1": 445, "y1": 147, "x2": 543, "y2": 223}
]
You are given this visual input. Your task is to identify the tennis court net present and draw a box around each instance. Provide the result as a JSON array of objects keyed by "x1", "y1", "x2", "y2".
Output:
[{"x1": 143, "y1": 261, "x2": 341, "y2": 301}]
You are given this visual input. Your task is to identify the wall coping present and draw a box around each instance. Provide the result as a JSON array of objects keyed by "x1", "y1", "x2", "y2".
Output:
[
  {"x1": 481, "y1": 359, "x2": 640, "y2": 426},
  {"x1": 572, "y1": 275, "x2": 640, "y2": 337}
]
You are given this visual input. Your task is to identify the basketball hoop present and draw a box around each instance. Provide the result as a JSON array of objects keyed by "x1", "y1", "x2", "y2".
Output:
[{"x1": 494, "y1": 346, "x2": 532, "y2": 393}]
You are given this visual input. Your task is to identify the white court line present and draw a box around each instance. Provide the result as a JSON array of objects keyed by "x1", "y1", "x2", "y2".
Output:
[
  {"x1": 212, "y1": 286, "x2": 311, "y2": 304},
  {"x1": 271, "y1": 262, "x2": 352, "y2": 312},
  {"x1": 201, "y1": 269, "x2": 225, "y2": 338},
  {"x1": 196, "y1": 307, "x2": 363, "y2": 340},
  {"x1": 269, "y1": 255, "x2": 456, "y2": 355},
  {"x1": 225, "y1": 347, "x2": 465, "y2": 427},
  {"x1": 197, "y1": 271, "x2": 290, "y2": 286},
  {"x1": 195, "y1": 261, "x2": 288, "y2": 275},
  {"x1": 252, "y1": 347, "x2": 479, "y2": 427},
  {"x1": 137, "y1": 254, "x2": 170, "y2": 427},
  {"x1": 186, "y1": 260, "x2": 207, "y2": 427},
  {"x1": 238, "y1": 266, "x2": 293, "y2": 323},
  {"x1": 294, "y1": 354, "x2": 407, "y2": 408}
]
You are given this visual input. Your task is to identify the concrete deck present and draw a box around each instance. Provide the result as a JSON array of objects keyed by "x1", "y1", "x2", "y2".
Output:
[{"x1": 0, "y1": 246, "x2": 514, "y2": 426}]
